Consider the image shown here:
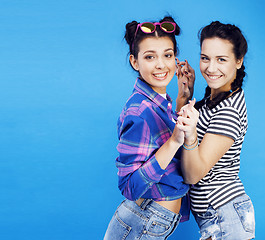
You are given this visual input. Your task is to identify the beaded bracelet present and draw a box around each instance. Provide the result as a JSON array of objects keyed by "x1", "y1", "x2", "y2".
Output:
[{"x1": 183, "y1": 138, "x2": 199, "y2": 151}]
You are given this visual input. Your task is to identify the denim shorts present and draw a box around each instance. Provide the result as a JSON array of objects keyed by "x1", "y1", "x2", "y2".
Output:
[
  {"x1": 104, "y1": 199, "x2": 182, "y2": 240},
  {"x1": 193, "y1": 194, "x2": 255, "y2": 240}
]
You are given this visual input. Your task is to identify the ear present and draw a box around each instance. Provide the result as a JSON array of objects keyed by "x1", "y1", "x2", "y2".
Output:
[
  {"x1": 236, "y1": 57, "x2": 244, "y2": 69},
  {"x1": 129, "y1": 54, "x2": 139, "y2": 71}
]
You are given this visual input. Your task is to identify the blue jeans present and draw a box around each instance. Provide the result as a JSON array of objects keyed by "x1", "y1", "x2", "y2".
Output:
[
  {"x1": 104, "y1": 199, "x2": 182, "y2": 240},
  {"x1": 193, "y1": 194, "x2": 255, "y2": 240}
]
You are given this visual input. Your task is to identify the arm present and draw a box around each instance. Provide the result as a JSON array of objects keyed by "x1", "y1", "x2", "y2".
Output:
[
  {"x1": 175, "y1": 59, "x2": 195, "y2": 112},
  {"x1": 181, "y1": 133, "x2": 234, "y2": 184},
  {"x1": 117, "y1": 113, "x2": 184, "y2": 201},
  {"x1": 177, "y1": 105, "x2": 241, "y2": 184}
]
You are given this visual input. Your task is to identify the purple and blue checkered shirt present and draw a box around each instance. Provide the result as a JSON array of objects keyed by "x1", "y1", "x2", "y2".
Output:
[{"x1": 116, "y1": 78, "x2": 190, "y2": 221}]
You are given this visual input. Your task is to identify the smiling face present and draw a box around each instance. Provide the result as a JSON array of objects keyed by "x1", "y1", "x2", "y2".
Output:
[
  {"x1": 200, "y1": 37, "x2": 243, "y2": 99},
  {"x1": 130, "y1": 36, "x2": 176, "y2": 94}
]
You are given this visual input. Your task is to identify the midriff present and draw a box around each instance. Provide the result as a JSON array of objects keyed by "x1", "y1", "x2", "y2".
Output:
[{"x1": 135, "y1": 198, "x2": 182, "y2": 214}]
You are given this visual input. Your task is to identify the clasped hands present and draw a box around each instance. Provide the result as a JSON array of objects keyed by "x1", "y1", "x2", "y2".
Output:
[
  {"x1": 176, "y1": 58, "x2": 195, "y2": 103},
  {"x1": 171, "y1": 57, "x2": 199, "y2": 146}
]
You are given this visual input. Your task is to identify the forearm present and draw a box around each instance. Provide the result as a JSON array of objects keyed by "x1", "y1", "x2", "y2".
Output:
[
  {"x1": 120, "y1": 157, "x2": 166, "y2": 201},
  {"x1": 176, "y1": 96, "x2": 189, "y2": 112},
  {"x1": 181, "y1": 133, "x2": 234, "y2": 184},
  {"x1": 155, "y1": 137, "x2": 183, "y2": 169},
  {"x1": 181, "y1": 147, "x2": 208, "y2": 184},
  {"x1": 118, "y1": 137, "x2": 182, "y2": 200}
]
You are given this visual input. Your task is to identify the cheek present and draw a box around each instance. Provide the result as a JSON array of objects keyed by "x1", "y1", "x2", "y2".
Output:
[
  {"x1": 199, "y1": 62, "x2": 206, "y2": 73},
  {"x1": 169, "y1": 60, "x2": 176, "y2": 71},
  {"x1": 226, "y1": 65, "x2": 238, "y2": 77}
]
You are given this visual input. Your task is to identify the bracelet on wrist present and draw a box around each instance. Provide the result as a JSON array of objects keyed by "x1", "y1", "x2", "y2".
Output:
[
  {"x1": 184, "y1": 137, "x2": 198, "y2": 147},
  {"x1": 183, "y1": 137, "x2": 199, "y2": 151}
]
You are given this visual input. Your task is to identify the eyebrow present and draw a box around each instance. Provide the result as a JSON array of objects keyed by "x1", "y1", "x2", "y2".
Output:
[
  {"x1": 143, "y1": 48, "x2": 174, "y2": 55},
  {"x1": 200, "y1": 53, "x2": 229, "y2": 58},
  {"x1": 165, "y1": 48, "x2": 174, "y2": 52}
]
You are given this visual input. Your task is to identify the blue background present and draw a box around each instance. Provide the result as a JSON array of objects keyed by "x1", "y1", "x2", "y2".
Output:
[{"x1": 0, "y1": 0, "x2": 264, "y2": 239}]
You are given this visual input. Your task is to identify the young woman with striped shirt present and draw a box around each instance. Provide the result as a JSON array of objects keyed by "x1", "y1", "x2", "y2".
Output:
[{"x1": 177, "y1": 21, "x2": 255, "y2": 239}]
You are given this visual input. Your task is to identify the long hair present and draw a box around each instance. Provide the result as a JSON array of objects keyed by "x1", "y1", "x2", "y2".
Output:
[{"x1": 195, "y1": 21, "x2": 248, "y2": 110}]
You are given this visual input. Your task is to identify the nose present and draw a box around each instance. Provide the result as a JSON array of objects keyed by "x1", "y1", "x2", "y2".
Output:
[
  {"x1": 207, "y1": 60, "x2": 217, "y2": 73},
  {"x1": 155, "y1": 57, "x2": 166, "y2": 69}
]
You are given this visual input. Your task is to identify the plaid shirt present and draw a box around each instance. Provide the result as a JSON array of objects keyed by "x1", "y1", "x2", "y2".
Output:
[{"x1": 116, "y1": 78, "x2": 190, "y2": 221}]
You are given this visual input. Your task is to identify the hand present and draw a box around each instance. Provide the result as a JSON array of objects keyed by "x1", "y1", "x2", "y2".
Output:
[
  {"x1": 171, "y1": 122, "x2": 185, "y2": 146},
  {"x1": 176, "y1": 58, "x2": 195, "y2": 101},
  {"x1": 177, "y1": 99, "x2": 199, "y2": 144}
]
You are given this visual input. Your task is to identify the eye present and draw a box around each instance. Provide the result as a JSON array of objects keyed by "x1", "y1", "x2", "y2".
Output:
[
  {"x1": 218, "y1": 58, "x2": 226, "y2": 62},
  {"x1": 165, "y1": 53, "x2": 173, "y2": 58},
  {"x1": 200, "y1": 56, "x2": 209, "y2": 61},
  {"x1": 145, "y1": 55, "x2": 154, "y2": 60}
]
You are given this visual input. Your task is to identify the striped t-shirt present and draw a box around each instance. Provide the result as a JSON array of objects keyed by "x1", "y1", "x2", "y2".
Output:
[{"x1": 190, "y1": 90, "x2": 248, "y2": 213}]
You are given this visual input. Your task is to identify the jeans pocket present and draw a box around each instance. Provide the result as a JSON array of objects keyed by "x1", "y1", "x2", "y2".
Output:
[
  {"x1": 194, "y1": 206, "x2": 218, "y2": 229},
  {"x1": 233, "y1": 198, "x2": 255, "y2": 233}
]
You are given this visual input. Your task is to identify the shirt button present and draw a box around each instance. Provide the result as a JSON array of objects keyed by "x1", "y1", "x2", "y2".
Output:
[{"x1": 143, "y1": 230, "x2": 147, "y2": 234}]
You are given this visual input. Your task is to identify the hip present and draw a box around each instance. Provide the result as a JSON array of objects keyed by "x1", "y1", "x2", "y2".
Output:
[
  {"x1": 136, "y1": 198, "x2": 182, "y2": 214},
  {"x1": 193, "y1": 193, "x2": 255, "y2": 240},
  {"x1": 104, "y1": 199, "x2": 182, "y2": 240}
]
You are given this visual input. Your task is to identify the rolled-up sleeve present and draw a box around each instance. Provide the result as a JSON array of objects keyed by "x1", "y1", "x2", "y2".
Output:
[{"x1": 116, "y1": 113, "x2": 166, "y2": 201}]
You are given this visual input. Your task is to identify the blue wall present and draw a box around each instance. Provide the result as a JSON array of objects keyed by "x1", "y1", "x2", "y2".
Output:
[{"x1": 1, "y1": 0, "x2": 264, "y2": 239}]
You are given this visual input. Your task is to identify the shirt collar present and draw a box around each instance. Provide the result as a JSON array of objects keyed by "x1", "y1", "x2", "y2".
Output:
[{"x1": 134, "y1": 78, "x2": 172, "y2": 113}]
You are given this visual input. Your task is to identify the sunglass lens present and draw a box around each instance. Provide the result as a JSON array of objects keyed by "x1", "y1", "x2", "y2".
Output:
[
  {"x1": 140, "y1": 23, "x2": 155, "y2": 33},
  {"x1": 161, "y1": 22, "x2": 175, "y2": 32}
]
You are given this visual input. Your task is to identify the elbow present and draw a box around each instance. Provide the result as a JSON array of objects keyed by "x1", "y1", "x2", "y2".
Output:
[{"x1": 185, "y1": 179, "x2": 199, "y2": 185}]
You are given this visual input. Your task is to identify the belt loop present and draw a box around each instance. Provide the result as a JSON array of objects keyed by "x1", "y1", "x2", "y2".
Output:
[{"x1": 140, "y1": 199, "x2": 152, "y2": 210}]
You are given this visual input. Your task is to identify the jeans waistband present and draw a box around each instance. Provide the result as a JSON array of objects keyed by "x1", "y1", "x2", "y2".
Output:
[{"x1": 125, "y1": 199, "x2": 181, "y2": 223}]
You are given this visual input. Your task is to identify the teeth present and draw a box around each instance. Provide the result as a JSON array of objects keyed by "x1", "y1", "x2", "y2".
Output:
[
  {"x1": 154, "y1": 73, "x2": 167, "y2": 77},
  {"x1": 208, "y1": 75, "x2": 221, "y2": 80}
]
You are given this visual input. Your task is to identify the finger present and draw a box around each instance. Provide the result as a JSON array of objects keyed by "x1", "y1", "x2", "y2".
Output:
[
  {"x1": 180, "y1": 106, "x2": 197, "y2": 120},
  {"x1": 176, "y1": 121, "x2": 194, "y2": 132},
  {"x1": 176, "y1": 123, "x2": 186, "y2": 132},
  {"x1": 184, "y1": 60, "x2": 195, "y2": 77},
  {"x1": 188, "y1": 98, "x2": 196, "y2": 107},
  {"x1": 177, "y1": 118, "x2": 183, "y2": 126},
  {"x1": 175, "y1": 59, "x2": 183, "y2": 78},
  {"x1": 182, "y1": 82, "x2": 189, "y2": 94},
  {"x1": 178, "y1": 104, "x2": 189, "y2": 115},
  {"x1": 178, "y1": 116, "x2": 197, "y2": 130},
  {"x1": 184, "y1": 108, "x2": 199, "y2": 122},
  {"x1": 175, "y1": 58, "x2": 181, "y2": 65},
  {"x1": 180, "y1": 65, "x2": 189, "y2": 76}
]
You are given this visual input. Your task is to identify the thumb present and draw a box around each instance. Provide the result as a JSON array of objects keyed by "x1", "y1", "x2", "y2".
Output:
[{"x1": 188, "y1": 98, "x2": 196, "y2": 107}]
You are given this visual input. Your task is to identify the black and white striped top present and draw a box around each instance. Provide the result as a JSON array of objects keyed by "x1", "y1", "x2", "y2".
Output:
[{"x1": 190, "y1": 90, "x2": 248, "y2": 213}]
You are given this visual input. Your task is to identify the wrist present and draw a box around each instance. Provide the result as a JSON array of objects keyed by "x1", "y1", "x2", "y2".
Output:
[
  {"x1": 184, "y1": 134, "x2": 197, "y2": 146},
  {"x1": 168, "y1": 136, "x2": 183, "y2": 149},
  {"x1": 183, "y1": 138, "x2": 198, "y2": 151},
  {"x1": 176, "y1": 97, "x2": 188, "y2": 112},
  {"x1": 176, "y1": 96, "x2": 188, "y2": 102}
]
